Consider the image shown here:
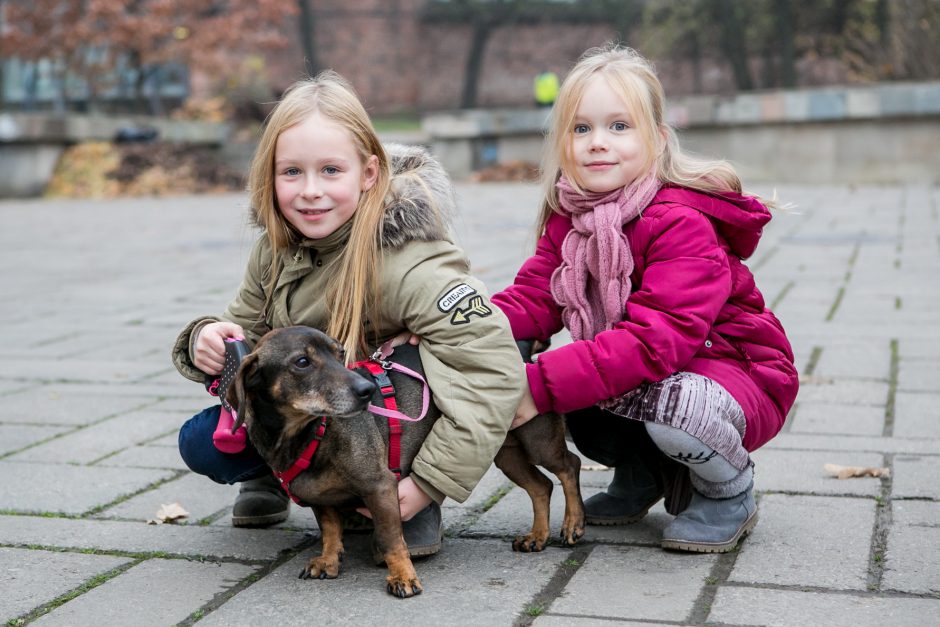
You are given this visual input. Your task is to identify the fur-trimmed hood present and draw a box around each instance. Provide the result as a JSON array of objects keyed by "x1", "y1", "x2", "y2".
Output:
[{"x1": 382, "y1": 143, "x2": 456, "y2": 248}]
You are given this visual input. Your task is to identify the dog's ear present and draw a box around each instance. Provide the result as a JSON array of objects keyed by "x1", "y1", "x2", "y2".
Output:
[{"x1": 227, "y1": 353, "x2": 259, "y2": 431}]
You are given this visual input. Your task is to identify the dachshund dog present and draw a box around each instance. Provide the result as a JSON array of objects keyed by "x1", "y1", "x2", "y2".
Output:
[{"x1": 227, "y1": 326, "x2": 439, "y2": 598}]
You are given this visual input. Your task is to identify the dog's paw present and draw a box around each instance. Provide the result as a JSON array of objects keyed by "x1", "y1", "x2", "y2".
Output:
[
  {"x1": 559, "y1": 524, "x2": 585, "y2": 547},
  {"x1": 511, "y1": 533, "x2": 549, "y2": 552},
  {"x1": 386, "y1": 576, "x2": 423, "y2": 598},
  {"x1": 560, "y1": 509, "x2": 586, "y2": 546},
  {"x1": 299, "y1": 555, "x2": 341, "y2": 580}
]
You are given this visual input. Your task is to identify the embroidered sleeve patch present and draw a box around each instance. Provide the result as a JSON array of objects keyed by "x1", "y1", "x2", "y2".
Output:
[
  {"x1": 437, "y1": 283, "x2": 477, "y2": 312},
  {"x1": 450, "y1": 295, "x2": 492, "y2": 325}
]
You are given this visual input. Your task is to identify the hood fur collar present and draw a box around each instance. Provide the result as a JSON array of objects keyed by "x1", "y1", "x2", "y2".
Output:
[{"x1": 382, "y1": 143, "x2": 455, "y2": 248}]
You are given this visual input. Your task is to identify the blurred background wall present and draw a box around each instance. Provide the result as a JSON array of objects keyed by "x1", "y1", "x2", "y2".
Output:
[{"x1": 2, "y1": 0, "x2": 939, "y2": 196}]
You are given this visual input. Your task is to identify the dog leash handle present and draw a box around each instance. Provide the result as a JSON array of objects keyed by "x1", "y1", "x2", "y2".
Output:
[{"x1": 209, "y1": 337, "x2": 250, "y2": 453}]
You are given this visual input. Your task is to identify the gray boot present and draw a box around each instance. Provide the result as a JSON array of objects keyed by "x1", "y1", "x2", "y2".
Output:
[
  {"x1": 232, "y1": 475, "x2": 290, "y2": 528},
  {"x1": 373, "y1": 502, "x2": 443, "y2": 565},
  {"x1": 585, "y1": 459, "x2": 663, "y2": 525},
  {"x1": 661, "y1": 481, "x2": 757, "y2": 553}
]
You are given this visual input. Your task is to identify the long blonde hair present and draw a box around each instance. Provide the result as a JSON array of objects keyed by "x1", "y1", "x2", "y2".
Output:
[
  {"x1": 247, "y1": 71, "x2": 391, "y2": 360},
  {"x1": 536, "y1": 43, "x2": 747, "y2": 236}
]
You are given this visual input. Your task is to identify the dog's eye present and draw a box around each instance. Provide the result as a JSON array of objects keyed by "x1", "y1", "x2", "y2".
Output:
[{"x1": 294, "y1": 356, "x2": 311, "y2": 368}]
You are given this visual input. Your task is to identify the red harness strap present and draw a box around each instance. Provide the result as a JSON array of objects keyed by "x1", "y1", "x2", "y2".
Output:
[
  {"x1": 352, "y1": 360, "x2": 403, "y2": 480},
  {"x1": 273, "y1": 417, "x2": 327, "y2": 505}
]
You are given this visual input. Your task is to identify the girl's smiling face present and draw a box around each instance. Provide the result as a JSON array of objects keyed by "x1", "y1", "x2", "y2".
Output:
[
  {"x1": 568, "y1": 75, "x2": 650, "y2": 193},
  {"x1": 274, "y1": 112, "x2": 378, "y2": 240}
]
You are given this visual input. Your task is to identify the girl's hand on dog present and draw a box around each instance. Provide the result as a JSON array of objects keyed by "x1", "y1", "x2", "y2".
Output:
[
  {"x1": 193, "y1": 321, "x2": 245, "y2": 375},
  {"x1": 510, "y1": 385, "x2": 539, "y2": 430},
  {"x1": 389, "y1": 330, "x2": 421, "y2": 348},
  {"x1": 356, "y1": 477, "x2": 432, "y2": 521}
]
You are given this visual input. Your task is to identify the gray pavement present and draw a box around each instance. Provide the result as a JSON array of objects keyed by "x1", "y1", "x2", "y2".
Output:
[{"x1": 1, "y1": 182, "x2": 938, "y2": 625}]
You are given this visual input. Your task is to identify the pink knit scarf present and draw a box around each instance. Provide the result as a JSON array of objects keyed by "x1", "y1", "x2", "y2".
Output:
[{"x1": 550, "y1": 172, "x2": 661, "y2": 340}]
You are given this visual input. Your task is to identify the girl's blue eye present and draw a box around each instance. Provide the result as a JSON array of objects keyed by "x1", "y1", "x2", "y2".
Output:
[
  {"x1": 284, "y1": 167, "x2": 301, "y2": 176},
  {"x1": 573, "y1": 124, "x2": 590, "y2": 134},
  {"x1": 612, "y1": 121, "x2": 628, "y2": 131},
  {"x1": 323, "y1": 166, "x2": 339, "y2": 175}
]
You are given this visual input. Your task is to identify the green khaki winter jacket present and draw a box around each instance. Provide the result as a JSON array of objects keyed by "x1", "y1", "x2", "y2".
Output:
[{"x1": 171, "y1": 145, "x2": 524, "y2": 504}]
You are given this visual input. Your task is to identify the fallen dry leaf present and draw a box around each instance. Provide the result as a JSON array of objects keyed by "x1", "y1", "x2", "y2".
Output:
[
  {"x1": 824, "y1": 463, "x2": 890, "y2": 479},
  {"x1": 147, "y1": 502, "x2": 190, "y2": 525}
]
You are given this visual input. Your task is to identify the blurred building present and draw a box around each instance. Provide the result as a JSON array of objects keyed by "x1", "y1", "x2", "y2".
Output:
[{"x1": 262, "y1": 0, "x2": 616, "y2": 114}]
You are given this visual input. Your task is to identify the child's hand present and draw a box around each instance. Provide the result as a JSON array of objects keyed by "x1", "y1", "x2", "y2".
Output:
[
  {"x1": 356, "y1": 476, "x2": 432, "y2": 521},
  {"x1": 193, "y1": 321, "x2": 245, "y2": 375},
  {"x1": 389, "y1": 330, "x2": 421, "y2": 348},
  {"x1": 510, "y1": 385, "x2": 539, "y2": 430}
]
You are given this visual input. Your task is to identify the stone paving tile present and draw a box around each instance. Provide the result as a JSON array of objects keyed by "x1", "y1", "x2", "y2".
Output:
[
  {"x1": 0, "y1": 424, "x2": 72, "y2": 457},
  {"x1": 96, "y1": 472, "x2": 238, "y2": 522},
  {"x1": 0, "y1": 381, "x2": 35, "y2": 396},
  {"x1": 812, "y1": 341, "x2": 892, "y2": 380},
  {"x1": 730, "y1": 494, "x2": 873, "y2": 590},
  {"x1": 534, "y1": 617, "x2": 648, "y2": 626},
  {"x1": 794, "y1": 378, "x2": 889, "y2": 406},
  {"x1": 767, "y1": 432, "x2": 937, "y2": 455},
  {"x1": 0, "y1": 357, "x2": 166, "y2": 384},
  {"x1": 893, "y1": 392, "x2": 940, "y2": 439},
  {"x1": 0, "y1": 547, "x2": 132, "y2": 624},
  {"x1": 0, "y1": 516, "x2": 310, "y2": 562},
  {"x1": 0, "y1": 388, "x2": 161, "y2": 427},
  {"x1": 0, "y1": 462, "x2": 176, "y2": 515},
  {"x1": 148, "y1": 432, "x2": 183, "y2": 447},
  {"x1": 892, "y1": 455, "x2": 940, "y2": 499},
  {"x1": 453, "y1": 463, "x2": 516, "y2": 512},
  {"x1": 464, "y1": 481, "x2": 667, "y2": 547},
  {"x1": 751, "y1": 448, "x2": 885, "y2": 496},
  {"x1": 898, "y1": 338, "x2": 940, "y2": 359},
  {"x1": 883, "y1": 524, "x2": 940, "y2": 594},
  {"x1": 10, "y1": 411, "x2": 188, "y2": 464},
  {"x1": 897, "y1": 359, "x2": 940, "y2": 392},
  {"x1": 198, "y1": 537, "x2": 559, "y2": 626},
  {"x1": 32, "y1": 559, "x2": 257, "y2": 627},
  {"x1": 709, "y1": 586, "x2": 940, "y2": 626},
  {"x1": 94, "y1": 444, "x2": 190, "y2": 471},
  {"x1": 787, "y1": 401, "x2": 885, "y2": 436},
  {"x1": 549, "y1": 545, "x2": 716, "y2": 622}
]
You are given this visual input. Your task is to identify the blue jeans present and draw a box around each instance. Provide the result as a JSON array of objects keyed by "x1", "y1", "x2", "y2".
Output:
[{"x1": 178, "y1": 405, "x2": 271, "y2": 484}]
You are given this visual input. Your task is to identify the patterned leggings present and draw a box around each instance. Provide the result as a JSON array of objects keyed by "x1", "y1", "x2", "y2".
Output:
[{"x1": 573, "y1": 372, "x2": 753, "y2": 499}]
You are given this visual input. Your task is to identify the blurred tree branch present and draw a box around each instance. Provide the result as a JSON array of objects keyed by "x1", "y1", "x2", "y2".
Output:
[{"x1": 1, "y1": 0, "x2": 298, "y2": 114}]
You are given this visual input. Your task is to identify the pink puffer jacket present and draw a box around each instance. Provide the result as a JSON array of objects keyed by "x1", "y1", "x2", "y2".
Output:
[{"x1": 492, "y1": 186, "x2": 798, "y2": 451}]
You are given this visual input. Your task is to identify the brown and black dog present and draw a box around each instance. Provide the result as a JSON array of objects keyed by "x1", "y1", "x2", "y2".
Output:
[{"x1": 227, "y1": 326, "x2": 585, "y2": 598}]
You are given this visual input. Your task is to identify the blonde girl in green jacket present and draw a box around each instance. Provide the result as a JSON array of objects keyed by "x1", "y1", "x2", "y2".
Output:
[{"x1": 171, "y1": 71, "x2": 524, "y2": 558}]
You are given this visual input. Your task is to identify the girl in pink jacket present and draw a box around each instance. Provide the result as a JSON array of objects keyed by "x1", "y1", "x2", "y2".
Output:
[{"x1": 492, "y1": 44, "x2": 799, "y2": 553}]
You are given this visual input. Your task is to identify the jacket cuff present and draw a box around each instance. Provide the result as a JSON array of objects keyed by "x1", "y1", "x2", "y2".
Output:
[
  {"x1": 171, "y1": 316, "x2": 222, "y2": 383},
  {"x1": 409, "y1": 472, "x2": 446, "y2": 506},
  {"x1": 526, "y1": 362, "x2": 554, "y2": 414}
]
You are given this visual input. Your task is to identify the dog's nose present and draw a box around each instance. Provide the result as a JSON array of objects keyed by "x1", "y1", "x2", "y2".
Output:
[{"x1": 353, "y1": 376, "x2": 376, "y2": 402}]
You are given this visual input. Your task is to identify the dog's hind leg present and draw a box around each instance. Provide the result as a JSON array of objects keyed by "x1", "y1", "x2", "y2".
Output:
[
  {"x1": 541, "y1": 448, "x2": 585, "y2": 547},
  {"x1": 495, "y1": 444, "x2": 554, "y2": 552},
  {"x1": 300, "y1": 506, "x2": 345, "y2": 580}
]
